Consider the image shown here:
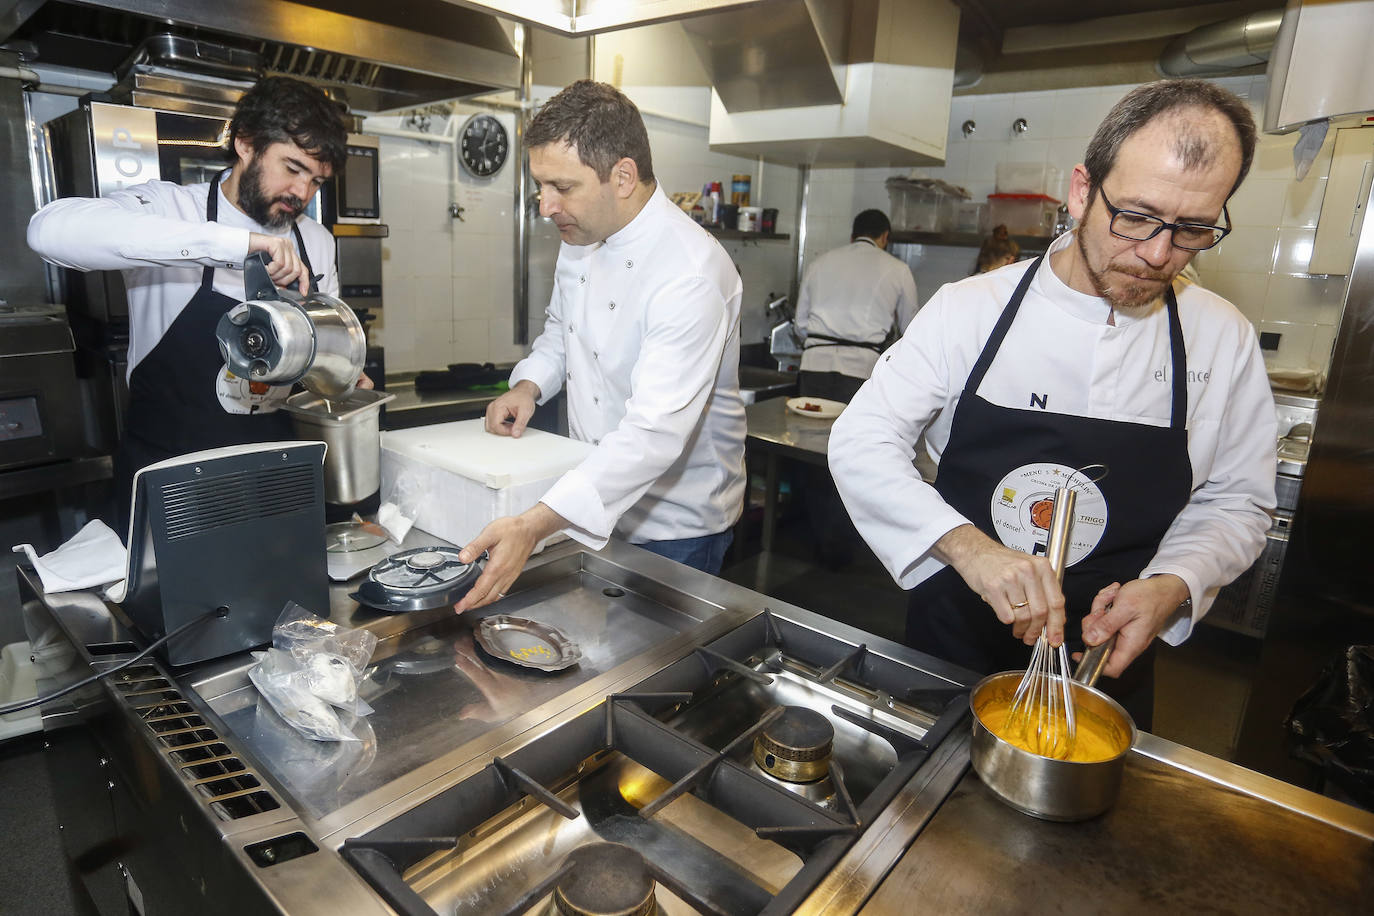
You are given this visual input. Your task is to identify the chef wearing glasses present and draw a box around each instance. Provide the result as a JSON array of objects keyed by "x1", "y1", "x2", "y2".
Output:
[{"x1": 828, "y1": 79, "x2": 1277, "y2": 727}]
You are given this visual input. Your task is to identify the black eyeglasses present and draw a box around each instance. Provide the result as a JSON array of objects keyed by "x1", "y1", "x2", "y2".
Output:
[{"x1": 1097, "y1": 187, "x2": 1231, "y2": 251}]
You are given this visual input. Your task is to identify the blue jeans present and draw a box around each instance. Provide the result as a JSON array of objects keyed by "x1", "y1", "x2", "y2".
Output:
[{"x1": 637, "y1": 530, "x2": 734, "y2": 575}]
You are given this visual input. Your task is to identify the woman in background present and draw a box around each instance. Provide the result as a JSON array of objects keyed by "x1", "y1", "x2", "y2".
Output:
[{"x1": 974, "y1": 224, "x2": 1020, "y2": 273}]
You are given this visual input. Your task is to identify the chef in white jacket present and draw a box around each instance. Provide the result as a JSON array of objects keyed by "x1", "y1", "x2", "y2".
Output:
[
  {"x1": 455, "y1": 80, "x2": 746, "y2": 610},
  {"x1": 829, "y1": 79, "x2": 1277, "y2": 726}
]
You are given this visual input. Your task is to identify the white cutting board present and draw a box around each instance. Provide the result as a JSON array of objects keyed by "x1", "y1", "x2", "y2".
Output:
[{"x1": 381, "y1": 420, "x2": 593, "y2": 489}]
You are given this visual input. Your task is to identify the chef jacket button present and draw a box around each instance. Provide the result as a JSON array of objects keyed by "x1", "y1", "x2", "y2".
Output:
[
  {"x1": 593, "y1": 351, "x2": 598, "y2": 359},
  {"x1": 579, "y1": 275, "x2": 586, "y2": 284},
  {"x1": 609, "y1": 301, "x2": 616, "y2": 310},
  {"x1": 625, "y1": 260, "x2": 633, "y2": 269},
  {"x1": 569, "y1": 324, "x2": 575, "y2": 333},
  {"x1": 593, "y1": 395, "x2": 599, "y2": 404},
  {"x1": 567, "y1": 371, "x2": 573, "y2": 380},
  {"x1": 593, "y1": 438, "x2": 600, "y2": 445},
  {"x1": 181, "y1": 248, "x2": 189, "y2": 256}
]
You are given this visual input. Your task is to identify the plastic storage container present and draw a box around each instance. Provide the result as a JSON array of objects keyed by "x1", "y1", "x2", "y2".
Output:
[
  {"x1": 996, "y1": 162, "x2": 1063, "y2": 197},
  {"x1": 380, "y1": 420, "x2": 594, "y2": 550},
  {"x1": 987, "y1": 194, "x2": 1060, "y2": 237},
  {"x1": 886, "y1": 177, "x2": 967, "y2": 232},
  {"x1": 952, "y1": 200, "x2": 988, "y2": 234}
]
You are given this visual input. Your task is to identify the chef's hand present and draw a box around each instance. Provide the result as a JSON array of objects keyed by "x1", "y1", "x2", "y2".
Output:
[
  {"x1": 453, "y1": 502, "x2": 566, "y2": 613},
  {"x1": 1079, "y1": 574, "x2": 1190, "y2": 678},
  {"x1": 247, "y1": 232, "x2": 310, "y2": 295},
  {"x1": 356, "y1": 371, "x2": 375, "y2": 390},
  {"x1": 933, "y1": 524, "x2": 1067, "y2": 647},
  {"x1": 485, "y1": 380, "x2": 540, "y2": 437}
]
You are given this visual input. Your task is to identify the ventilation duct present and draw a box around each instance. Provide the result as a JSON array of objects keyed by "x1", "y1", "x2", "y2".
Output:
[{"x1": 1158, "y1": 9, "x2": 1283, "y2": 77}]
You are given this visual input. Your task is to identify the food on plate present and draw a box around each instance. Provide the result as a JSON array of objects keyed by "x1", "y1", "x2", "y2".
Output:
[{"x1": 800, "y1": 402, "x2": 822, "y2": 412}]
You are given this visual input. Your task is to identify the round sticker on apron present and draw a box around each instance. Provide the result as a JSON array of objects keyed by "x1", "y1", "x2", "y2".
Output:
[
  {"x1": 989, "y1": 462, "x2": 1108, "y2": 565},
  {"x1": 216, "y1": 364, "x2": 291, "y2": 414}
]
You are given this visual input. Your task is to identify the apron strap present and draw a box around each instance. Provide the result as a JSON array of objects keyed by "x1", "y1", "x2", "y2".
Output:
[
  {"x1": 964, "y1": 252, "x2": 1043, "y2": 393},
  {"x1": 803, "y1": 331, "x2": 885, "y2": 353},
  {"x1": 1164, "y1": 286, "x2": 1187, "y2": 430}
]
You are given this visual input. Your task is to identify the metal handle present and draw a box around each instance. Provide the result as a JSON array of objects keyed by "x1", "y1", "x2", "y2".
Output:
[
  {"x1": 1073, "y1": 634, "x2": 1116, "y2": 687},
  {"x1": 244, "y1": 251, "x2": 283, "y2": 302},
  {"x1": 1044, "y1": 486, "x2": 1076, "y2": 586}
]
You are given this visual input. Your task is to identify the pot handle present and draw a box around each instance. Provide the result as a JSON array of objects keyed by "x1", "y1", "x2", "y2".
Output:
[
  {"x1": 244, "y1": 251, "x2": 284, "y2": 302},
  {"x1": 1073, "y1": 633, "x2": 1117, "y2": 687}
]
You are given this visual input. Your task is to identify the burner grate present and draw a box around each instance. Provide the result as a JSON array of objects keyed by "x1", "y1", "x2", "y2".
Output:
[{"x1": 341, "y1": 611, "x2": 969, "y2": 916}]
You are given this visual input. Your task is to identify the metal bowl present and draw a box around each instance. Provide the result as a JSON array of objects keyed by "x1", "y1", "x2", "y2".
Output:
[{"x1": 969, "y1": 670, "x2": 1136, "y2": 822}]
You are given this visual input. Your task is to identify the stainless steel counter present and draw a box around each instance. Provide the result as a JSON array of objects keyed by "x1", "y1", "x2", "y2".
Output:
[
  {"x1": 858, "y1": 731, "x2": 1374, "y2": 914},
  {"x1": 20, "y1": 531, "x2": 1374, "y2": 916}
]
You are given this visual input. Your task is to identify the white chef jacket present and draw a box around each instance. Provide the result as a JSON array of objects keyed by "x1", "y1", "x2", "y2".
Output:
[
  {"x1": 796, "y1": 238, "x2": 919, "y2": 379},
  {"x1": 511, "y1": 185, "x2": 747, "y2": 548},
  {"x1": 829, "y1": 232, "x2": 1277, "y2": 645},
  {"x1": 27, "y1": 178, "x2": 339, "y2": 380}
]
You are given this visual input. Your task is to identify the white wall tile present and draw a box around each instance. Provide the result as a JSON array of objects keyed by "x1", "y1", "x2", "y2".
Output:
[
  {"x1": 1257, "y1": 320, "x2": 1316, "y2": 370},
  {"x1": 1213, "y1": 226, "x2": 1277, "y2": 273},
  {"x1": 1201, "y1": 270, "x2": 1269, "y2": 323},
  {"x1": 1283, "y1": 175, "x2": 1327, "y2": 229},
  {"x1": 1274, "y1": 227, "x2": 1318, "y2": 276}
]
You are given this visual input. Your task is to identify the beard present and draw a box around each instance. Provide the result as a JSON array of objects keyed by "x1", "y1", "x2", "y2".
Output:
[
  {"x1": 1074, "y1": 215, "x2": 1175, "y2": 315},
  {"x1": 237, "y1": 154, "x2": 306, "y2": 230}
]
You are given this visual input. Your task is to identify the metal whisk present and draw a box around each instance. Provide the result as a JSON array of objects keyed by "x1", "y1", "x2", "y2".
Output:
[{"x1": 1005, "y1": 485, "x2": 1078, "y2": 759}]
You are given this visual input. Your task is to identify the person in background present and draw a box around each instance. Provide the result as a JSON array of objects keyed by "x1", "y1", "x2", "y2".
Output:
[
  {"x1": 828, "y1": 79, "x2": 1277, "y2": 727},
  {"x1": 973, "y1": 224, "x2": 1021, "y2": 274},
  {"x1": 27, "y1": 76, "x2": 362, "y2": 533},
  {"x1": 789, "y1": 209, "x2": 918, "y2": 567},
  {"x1": 795, "y1": 208, "x2": 919, "y2": 402},
  {"x1": 453, "y1": 80, "x2": 746, "y2": 609}
]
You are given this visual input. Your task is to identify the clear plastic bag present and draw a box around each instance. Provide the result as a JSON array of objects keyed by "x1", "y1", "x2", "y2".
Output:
[
  {"x1": 249, "y1": 648, "x2": 359, "y2": 742},
  {"x1": 247, "y1": 602, "x2": 380, "y2": 741}
]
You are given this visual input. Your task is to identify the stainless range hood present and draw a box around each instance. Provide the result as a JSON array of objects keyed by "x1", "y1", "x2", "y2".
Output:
[{"x1": 0, "y1": 0, "x2": 521, "y2": 112}]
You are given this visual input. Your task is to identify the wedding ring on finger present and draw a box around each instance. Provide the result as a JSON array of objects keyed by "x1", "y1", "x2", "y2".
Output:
[{"x1": 1010, "y1": 600, "x2": 1029, "y2": 609}]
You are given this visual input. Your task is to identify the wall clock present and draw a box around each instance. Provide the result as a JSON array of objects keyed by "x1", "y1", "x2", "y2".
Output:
[{"x1": 459, "y1": 113, "x2": 509, "y2": 178}]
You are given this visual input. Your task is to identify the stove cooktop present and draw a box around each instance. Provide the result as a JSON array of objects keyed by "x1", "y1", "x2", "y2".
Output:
[{"x1": 342, "y1": 610, "x2": 968, "y2": 916}]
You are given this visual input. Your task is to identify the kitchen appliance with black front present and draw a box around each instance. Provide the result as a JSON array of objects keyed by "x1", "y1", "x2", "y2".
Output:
[{"x1": 1203, "y1": 392, "x2": 1317, "y2": 639}]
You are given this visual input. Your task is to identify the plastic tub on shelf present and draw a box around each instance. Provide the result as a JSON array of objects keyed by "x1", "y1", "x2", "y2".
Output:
[
  {"x1": 987, "y1": 194, "x2": 1060, "y2": 237},
  {"x1": 886, "y1": 177, "x2": 967, "y2": 232},
  {"x1": 996, "y1": 162, "x2": 1063, "y2": 197}
]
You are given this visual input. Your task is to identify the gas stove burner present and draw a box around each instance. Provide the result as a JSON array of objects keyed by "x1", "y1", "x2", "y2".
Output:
[
  {"x1": 351, "y1": 545, "x2": 484, "y2": 613},
  {"x1": 325, "y1": 520, "x2": 388, "y2": 553},
  {"x1": 753, "y1": 705, "x2": 835, "y2": 783},
  {"x1": 553, "y1": 843, "x2": 657, "y2": 916}
]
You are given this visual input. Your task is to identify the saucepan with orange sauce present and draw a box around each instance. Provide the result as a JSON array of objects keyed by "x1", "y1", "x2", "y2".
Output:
[{"x1": 969, "y1": 637, "x2": 1137, "y2": 821}]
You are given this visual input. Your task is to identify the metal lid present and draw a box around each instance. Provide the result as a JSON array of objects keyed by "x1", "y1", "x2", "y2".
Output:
[
  {"x1": 553, "y1": 843, "x2": 656, "y2": 916},
  {"x1": 352, "y1": 546, "x2": 481, "y2": 612}
]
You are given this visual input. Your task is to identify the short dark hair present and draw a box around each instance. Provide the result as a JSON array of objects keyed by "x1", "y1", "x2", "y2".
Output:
[
  {"x1": 526, "y1": 80, "x2": 655, "y2": 183},
  {"x1": 852, "y1": 209, "x2": 890, "y2": 241},
  {"x1": 227, "y1": 76, "x2": 348, "y2": 173},
  {"x1": 1083, "y1": 78, "x2": 1256, "y2": 199}
]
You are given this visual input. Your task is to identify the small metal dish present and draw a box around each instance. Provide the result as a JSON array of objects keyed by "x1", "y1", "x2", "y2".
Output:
[{"x1": 474, "y1": 615, "x2": 583, "y2": 672}]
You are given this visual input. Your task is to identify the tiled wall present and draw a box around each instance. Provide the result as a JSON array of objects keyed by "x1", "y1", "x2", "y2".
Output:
[
  {"x1": 882, "y1": 75, "x2": 1347, "y2": 373},
  {"x1": 368, "y1": 88, "x2": 799, "y2": 374}
]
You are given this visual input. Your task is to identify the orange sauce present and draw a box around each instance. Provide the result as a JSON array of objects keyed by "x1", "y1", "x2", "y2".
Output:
[{"x1": 977, "y1": 697, "x2": 1125, "y2": 763}]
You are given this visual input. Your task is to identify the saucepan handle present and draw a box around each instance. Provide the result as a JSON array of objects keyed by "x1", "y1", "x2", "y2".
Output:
[
  {"x1": 244, "y1": 250, "x2": 283, "y2": 302},
  {"x1": 1074, "y1": 633, "x2": 1117, "y2": 687}
]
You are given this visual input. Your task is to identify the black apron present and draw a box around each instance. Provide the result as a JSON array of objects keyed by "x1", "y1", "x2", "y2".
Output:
[
  {"x1": 114, "y1": 171, "x2": 306, "y2": 531},
  {"x1": 907, "y1": 253, "x2": 1193, "y2": 727}
]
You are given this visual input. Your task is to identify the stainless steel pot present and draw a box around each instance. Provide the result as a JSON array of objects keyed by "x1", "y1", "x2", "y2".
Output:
[
  {"x1": 969, "y1": 639, "x2": 1136, "y2": 822},
  {"x1": 215, "y1": 252, "x2": 367, "y2": 399},
  {"x1": 280, "y1": 388, "x2": 394, "y2": 504}
]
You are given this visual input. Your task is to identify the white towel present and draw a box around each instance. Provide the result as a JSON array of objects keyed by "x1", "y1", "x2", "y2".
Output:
[{"x1": 12, "y1": 520, "x2": 127, "y2": 594}]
